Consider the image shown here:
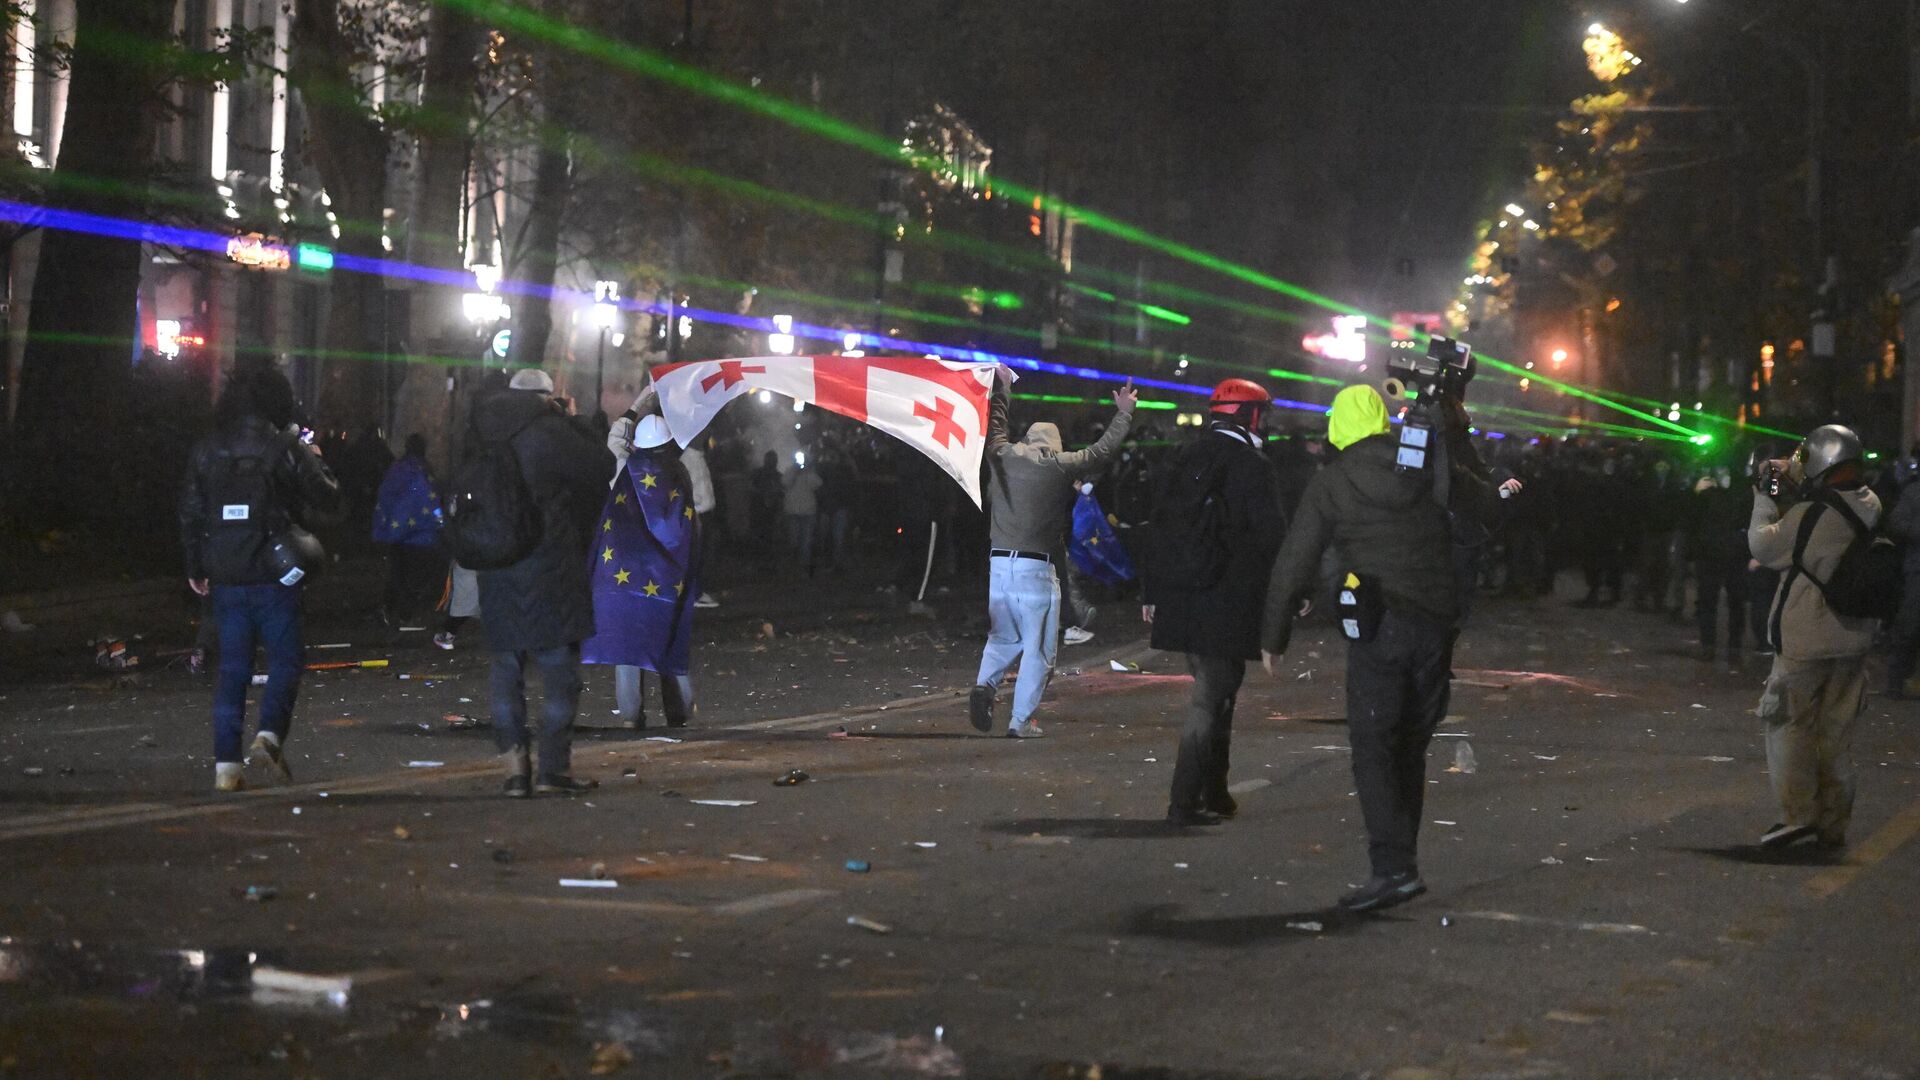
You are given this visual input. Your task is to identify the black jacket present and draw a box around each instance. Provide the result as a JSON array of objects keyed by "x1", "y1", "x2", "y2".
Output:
[
  {"x1": 470, "y1": 389, "x2": 616, "y2": 652},
  {"x1": 179, "y1": 417, "x2": 342, "y2": 585},
  {"x1": 1262, "y1": 434, "x2": 1456, "y2": 652},
  {"x1": 1144, "y1": 427, "x2": 1285, "y2": 661}
]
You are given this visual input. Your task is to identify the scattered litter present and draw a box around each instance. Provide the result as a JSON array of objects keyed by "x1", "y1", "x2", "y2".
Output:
[
  {"x1": 251, "y1": 967, "x2": 351, "y2": 1008},
  {"x1": 844, "y1": 860, "x2": 871, "y2": 873},
  {"x1": 1540, "y1": 856, "x2": 1564, "y2": 865},
  {"x1": 559, "y1": 879, "x2": 619, "y2": 889},
  {"x1": 773, "y1": 769, "x2": 810, "y2": 786},
  {"x1": 1226, "y1": 778, "x2": 1271, "y2": 794},
  {"x1": 690, "y1": 799, "x2": 757, "y2": 807},
  {"x1": 846, "y1": 915, "x2": 891, "y2": 934},
  {"x1": 645, "y1": 736, "x2": 683, "y2": 744},
  {"x1": 306, "y1": 659, "x2": 390, "y2": 671},
  {"x1": 1532, "y1": 754, "x2": 1559, "y2": 761},
  {"x1": 92, "y1": 635, "x2": 139, "y2": 670},
  {"x1": 659, "y1": 789, "x2": 683, "y2": 799},
  {"x1": 728, "y1": 854, "x2": 769, "y2": 863},
  {"x1": 1439, "y1": 915, "x2": 1453, "y2": 927},
  {"x1": 492, "y1": 848, "x2": 514, "y2": 864},
  {"x1": 1173, "y1": 862, "x2": 1189, "y2": 870},
  {"x1": 1446, "y1": 742, "x2": 1478, "y2": 774},
  {"x1": 398, "y1": 626, "x2": 427, "y2": 632},
  {"x1": 250, "y1": 674, "x2": 270, "y2": 686},
  {"x1": 622, "y1": 767, "x2": 639, "y2": 778},
  {"x1": 241, "y1": 885, "x2": 278, "y2": 902},
  {"x1": 1432, "y1": 820, "x2": 1457, "y2": 826},
  {"x1": 911, "y1": 841, "x2": 938, "y2": 849},
  {"x1": 589, "y1": 862, "x2": 609, "y2": 879},
  {"x1": 589, "y1": 1040, "x2": 633, "y2": 1075},
  {"x1": 1432, "y1": 731, "x2": 1473, "y2": 738},
  {"x1": 1143, "y1": 757, "x2": 1158, "y2": 763},
  {"x1": 2, "y1": 610, "x2": 35, "y2": 633},
  {"x1": 1583, "y1": 857, "x2": 1609, "y2": 863},
  {"x1": 444, "y1": 714, "x2": 484, "y2": 731},
  {"x1": 1109, "y1": 660, "x2": 1141, "y2": 673},
  {"x1": 1690, "y1": 703, "x2": 1706, "y2": 709},
  {"x1": 392, "y1": 826, "x2": 412, "y2": 841},
  {"x1": 1311, "y1": 745, "x2": 1345, "y2": 751},
  {"x1": 757, "y1": 622, "x2": 776, "y2": 640},
  {"x1": 291, "y1": 807, "x2": 301, "y2": 815},
  {"x1": 1285, "y1": 920, "x2": 1323, "y2": 933},
  {"x1": 1702, "y1": 755, "x2": 1734, "y2": 763},
  {"x1": 312, "y1": 642, "x2": 351, "y2": 650},
  {"x1": 405, "y1": 761, "x2": 445, "y2": 768},
  {"x1": 1294, "y1": 669, "x2": 1312, "y2": 681},
  {"x1": 21, "y1": 767, "x2": 44, "y2": 778}
]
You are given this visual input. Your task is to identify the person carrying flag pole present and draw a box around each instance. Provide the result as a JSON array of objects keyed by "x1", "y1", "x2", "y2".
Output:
[
  {"x1": 969, "y1": 371, "x2": 1136, "y2": 738},
  {"x1": 586, "y1": 394, "x2": 701, "y2": 730}
]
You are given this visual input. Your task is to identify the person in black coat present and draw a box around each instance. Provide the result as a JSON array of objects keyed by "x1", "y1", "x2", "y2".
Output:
[
  {"x1": 471, "y1": 369, "x2": 617, "y2": 797},
  {"x1": 1142, "y1": 378, "x2": 1284, "y2": 827}
]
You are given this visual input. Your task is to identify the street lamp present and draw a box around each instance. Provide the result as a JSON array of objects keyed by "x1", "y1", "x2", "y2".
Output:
[
  {"x1": 769, "y1": 313, "x2": 796, "y2": 355},
  {"x1": 592, "y1": 280, "x2": 619, "y2": 420}
]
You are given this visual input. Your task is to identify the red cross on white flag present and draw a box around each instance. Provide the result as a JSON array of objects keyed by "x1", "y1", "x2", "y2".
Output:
[{"x1": 651, "y1": 355, "x2": 997, "y2": 506}]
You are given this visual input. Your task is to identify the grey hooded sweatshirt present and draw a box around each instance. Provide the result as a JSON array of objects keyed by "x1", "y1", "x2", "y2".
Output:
[{"x1": 982, "y1": 389, "x2": 1133, "y2": 555}]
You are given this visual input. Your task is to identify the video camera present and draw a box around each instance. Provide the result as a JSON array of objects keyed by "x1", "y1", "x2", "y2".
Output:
[
  {"x1": 1750, "y1": 452, "x2": 1801, "y2": 501},
  {"x1": 1383, "y1": 336, "x2": 1476, "y2": 405},
  {"x1": 1385, "y1": 336, "x2": 1476, "y2": 474}
]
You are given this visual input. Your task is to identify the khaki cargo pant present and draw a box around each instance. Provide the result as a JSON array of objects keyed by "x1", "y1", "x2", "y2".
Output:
[{"x1": 1756, "y1": 654, "x2": 1864, "y2": 841}]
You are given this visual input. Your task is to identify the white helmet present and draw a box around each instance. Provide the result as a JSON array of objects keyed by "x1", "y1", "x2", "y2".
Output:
[{"x1": 632, "y1": 414, "x2": 673, "y2": 449}]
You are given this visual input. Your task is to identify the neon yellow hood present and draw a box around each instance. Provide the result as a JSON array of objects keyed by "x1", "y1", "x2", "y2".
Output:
[{"x1": 1327, "y1": 385, "x2": 1390, "y2": 451}]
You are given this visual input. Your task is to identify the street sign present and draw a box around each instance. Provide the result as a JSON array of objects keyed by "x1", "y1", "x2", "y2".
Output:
[{"x1": 491, "y1": 329, "x2": 512, "y2": 358}]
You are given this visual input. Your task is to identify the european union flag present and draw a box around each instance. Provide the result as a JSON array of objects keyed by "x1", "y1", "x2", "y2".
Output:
[
  {"x1": 1067, "y1": 487, "x2": 1135, "y2": 585},
  {"x1": 582, "y1": 452, "x2": 699, "y2": 675},
  {"x1": 371, "y1": 455, "x2": 443, "y2": 546}
]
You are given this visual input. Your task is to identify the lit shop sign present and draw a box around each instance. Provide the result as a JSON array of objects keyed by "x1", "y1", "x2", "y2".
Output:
[{"x1": 226, "y1": 233, "x2": 291, "y2": 271}]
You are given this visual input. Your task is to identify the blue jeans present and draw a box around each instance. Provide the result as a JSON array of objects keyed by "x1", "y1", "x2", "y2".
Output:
[
  {"x1": 490, "y1": 644, "x2": 583, "y2": 775},
  {"x1": 975, "y1": 556, "x2": 1060, "y2": 727},
  {"x1": 212, "y1": 583, "x2": 305, "y2": 763}
]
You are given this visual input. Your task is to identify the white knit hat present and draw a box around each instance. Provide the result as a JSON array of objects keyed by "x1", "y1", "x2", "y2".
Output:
[{"x1": 508, "y1": 368, "x2": 554, "y2": 393}]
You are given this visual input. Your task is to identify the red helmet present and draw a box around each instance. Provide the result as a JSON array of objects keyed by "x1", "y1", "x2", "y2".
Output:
[{"x1": 1209, "y1": 378, "x2": 1270, "y2": 412}]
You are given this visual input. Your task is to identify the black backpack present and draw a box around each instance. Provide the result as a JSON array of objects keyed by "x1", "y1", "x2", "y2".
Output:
[
  {"x1": 445, "y1": 416, "x2": 542, "y2": 571},
  {"x1": 201, "y1": 435, "x2": 294, "y2": 583},
  {"x1": 1787, "y1": 490, "x2": 1903, "y2": 622},
  {"x1": 1144, "y1": 452, "x2": 1230, "y2": 591}
]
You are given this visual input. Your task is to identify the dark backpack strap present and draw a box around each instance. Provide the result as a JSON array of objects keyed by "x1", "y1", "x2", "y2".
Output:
[{"x1": 1771, "y1": 501, "x2": 1826, "y2": 650}]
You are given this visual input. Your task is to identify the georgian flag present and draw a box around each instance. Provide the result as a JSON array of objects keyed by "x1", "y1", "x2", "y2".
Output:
[{"x1": 652, "y1": 355, "x2": 997, "y2": 507}]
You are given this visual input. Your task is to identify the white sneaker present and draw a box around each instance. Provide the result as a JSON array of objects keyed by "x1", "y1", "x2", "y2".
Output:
[
  {"x1": 1005, "y1": 722, "x2": 1046, "y2": 739},
  {"x1": 432, "y1": 631, "x2": 456, "y2": 651},
  {"x1": 694, "y1": 593, "x2": 720, "y2": 609},
  {"x1": 214, "y1": 762, "x2": 246, "y2": 792},
  {"x1": 1062, "y1": 627, "x2": 1094, "y2": 646}
]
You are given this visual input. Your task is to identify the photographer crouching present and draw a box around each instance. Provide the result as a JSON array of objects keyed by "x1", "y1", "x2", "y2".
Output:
[
  {"x1": 1748, "y1": 425, "x2": 1886, "y2": 851},
  {"x1": 1258, "y1": 339, "x2": 1497, "y2": 913}
]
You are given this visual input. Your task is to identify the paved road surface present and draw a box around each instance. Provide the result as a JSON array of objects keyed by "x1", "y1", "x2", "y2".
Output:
[{"x1": 0, "y1": 570, "x2": 1915, "y2": 1078}]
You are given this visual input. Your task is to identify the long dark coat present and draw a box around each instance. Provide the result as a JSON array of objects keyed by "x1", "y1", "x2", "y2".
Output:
[
  {"x1": 1143, "y1": 429, "x2": 1285, "y2": 661},
  {"x1": 471, "y1": 389, "x2": 616, "y2": 652}
]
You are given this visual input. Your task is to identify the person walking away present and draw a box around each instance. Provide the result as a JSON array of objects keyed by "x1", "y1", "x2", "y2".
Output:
[
  {"x1": 750, "y1": 451, "x2": 784, "y2": 573},
  {"x1": 1689, "y1": 463, "x2": 1750, "y2": 666},
  {"x1": 178, "y1": 366, "x2": 341, "y2": 792},
  {"x1": 682, "y1": 441, "x2": 721, "y2": 608},
  {"x1": 783, "y1": 455, "x2": 824, "y2": 575},
  {"x1": 1142, "y1": 379, "x2": 1282, "y2": 822},
  {"x1": 469, "y1": 369, "x2": 615, "y2": 797},
  {"x1": 589, "y1": 408, "x2": 701, "y2": 729},
  {"x1": 1749, "y1": 425, "x2": 1882, "y2": 849},
  {"x1": 1261, "y1": 385, "x2": 1460, "y2": 912},
  {"x1": 970, "y1": 374, "x2": 1136, "y2": 737},
  {"x1": 373, "y1": 434, "x2": 446, "y2": 625},
  {"x1": 1883, "y1": 459, "x2": 1920, "y2": 698}
]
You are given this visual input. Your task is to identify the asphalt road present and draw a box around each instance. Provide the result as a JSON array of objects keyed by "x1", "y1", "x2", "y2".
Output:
[{"x1": 0, "y1": 566, "x2": 1916, "y2": 1078}]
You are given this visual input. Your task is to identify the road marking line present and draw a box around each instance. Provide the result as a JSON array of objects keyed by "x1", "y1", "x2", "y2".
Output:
[
  {"x1": 1804, "y1": 796, "x2": 1920, "y2": 899},
  {"x1": 446, "y1": 891, "x2": 699, "y2": 917}
]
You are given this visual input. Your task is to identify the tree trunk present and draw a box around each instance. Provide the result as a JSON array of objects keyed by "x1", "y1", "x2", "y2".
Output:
[
  {"x1": 13, "y1": 0, "x2": 174, "y2": 525},
  {"x1": 290, "y1": 0, "x2": 391, "y2": 430},
  {"x1": 392, "y1": 4, "x2": 481, "y2": 472},
  {"x1": 503, "y1": 125, "x2": 570, "y2": 374}
]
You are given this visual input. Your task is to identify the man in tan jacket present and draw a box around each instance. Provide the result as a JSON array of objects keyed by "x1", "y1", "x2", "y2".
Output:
[{"x1": 1748, "y1": 424, "x2": 1880, "y2": 850}]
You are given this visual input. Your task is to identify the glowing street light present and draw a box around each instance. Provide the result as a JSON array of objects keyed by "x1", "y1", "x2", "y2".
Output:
[
  {"x1": 769, "y1": 313, "x2": 796, "y2": 355},
  {"x1": 1551, "y1": 348, "x2": 1569, "y2": 365},
  {"x1": 1504, "y1": 203, "x2": 1525, "y2": 217}
]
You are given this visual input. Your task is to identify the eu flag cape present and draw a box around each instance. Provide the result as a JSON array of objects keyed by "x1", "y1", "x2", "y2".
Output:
[
  {"x1": 371, "y1": 456, "x2": 443, "y2": 547},
  {"x1": 581, "y1": 452, "x2": 698, "y2": 674},
  {"x1": 1067, "y1": 488, "x2": 1135, "y2": 585}
]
